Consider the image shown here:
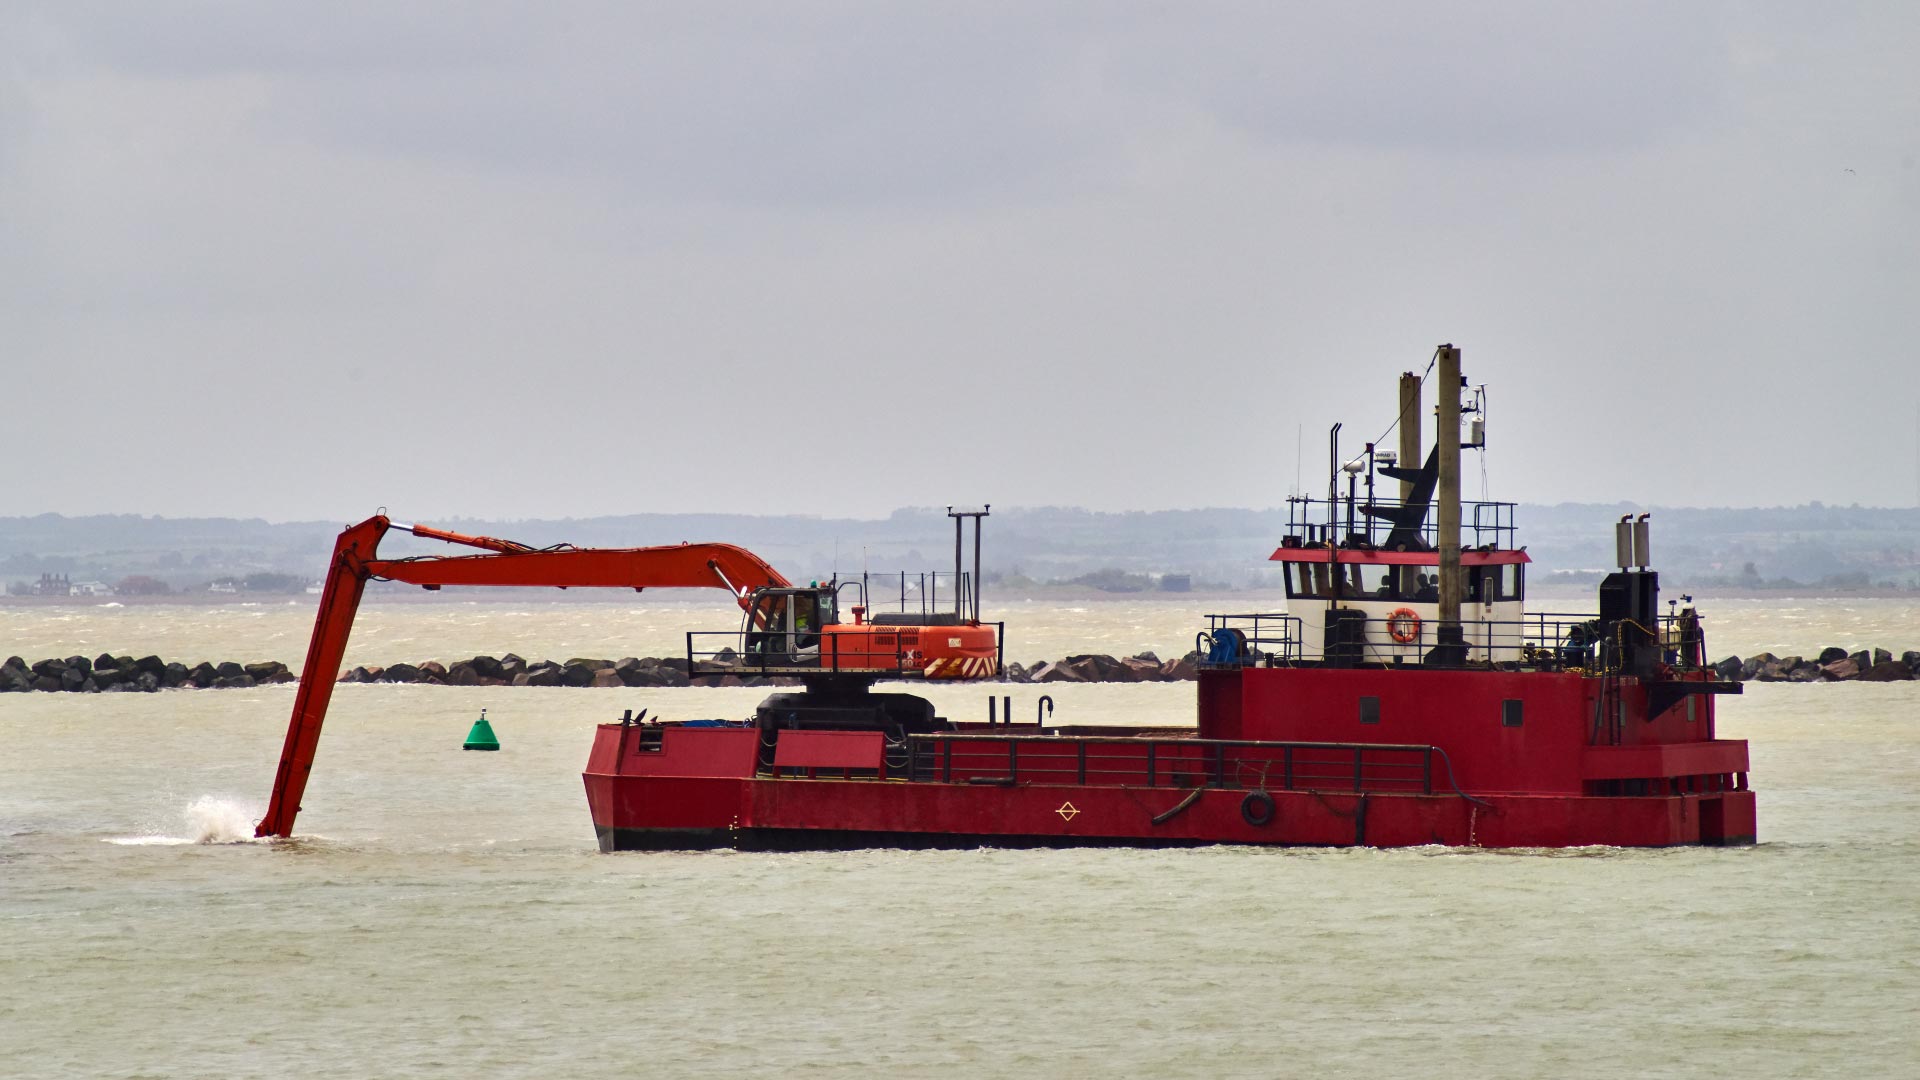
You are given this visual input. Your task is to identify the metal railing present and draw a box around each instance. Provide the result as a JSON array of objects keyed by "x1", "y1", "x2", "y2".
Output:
[
  {"x1": 855, "y1": 570, "x2": 977, "y2": 624},
  {"x1": 688, "y1": 620, "x2": 1008, "y2": 679},
  {"x1": 900, "y1": 733, "x2": 1438, "y2": 795},
  {"x1": 1283, "y1": 495, "x2": 1517, "y2": 551},
  {"x1": 688, "y1": 630, "x2": 912, "y2": 677},
  {"x1": 1197, "y1": 613, "x2": 1306, "y2": 667},
  {"x1": 1194, "y1": 609, "x2": 1710, "y2": 672}
]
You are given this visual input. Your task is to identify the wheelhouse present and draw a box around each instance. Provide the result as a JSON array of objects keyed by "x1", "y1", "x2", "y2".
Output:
[{"x1": 1271, "y1": 547, "x2": 1531, "y2": 664}]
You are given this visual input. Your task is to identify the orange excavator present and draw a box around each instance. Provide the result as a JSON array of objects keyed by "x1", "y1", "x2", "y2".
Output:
[{"x1": 256, "y1": 511, "x2": 1001, "y2": 838}]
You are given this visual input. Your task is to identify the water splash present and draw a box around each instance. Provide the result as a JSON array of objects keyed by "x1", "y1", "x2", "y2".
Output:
[
  {"x1": 104, "y1": 795, "x2": 262, "y2": 846},
  {"x1": 185, "y1": 795, "x2": 258, "y2": 843}
]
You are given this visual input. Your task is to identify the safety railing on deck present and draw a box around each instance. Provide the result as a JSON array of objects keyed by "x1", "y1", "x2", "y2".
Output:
[
  {"x1": 1492, "y1": 610, "x2": 1708, "y2": 671},
  {"x1": 857, "y1": 570, "x2": 978, "y2": 624},
  {"x1": 1283, "y1": 495, "x2": 1518, "y2": 551},
  {"x1": 1195, "y1": 609, "x2": 1710, "y2": 672},
  {"x1": 901, "y1": 733, "x2": 1438, "y2": 795},
  {"x1": 1198, "y1": 613, "x2": 1306, "y2": 667},
  {"x1": 688, "y1": 621, "x2": 1008, "y2": 679},
  {"x1": 687, "y1": 630, "x2": 912, "y2": 677}
]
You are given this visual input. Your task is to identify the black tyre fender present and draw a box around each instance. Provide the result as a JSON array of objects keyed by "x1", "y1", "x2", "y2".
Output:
[{"x1": 1241, "y1": 789, "x2": 1276, "y2": 827}]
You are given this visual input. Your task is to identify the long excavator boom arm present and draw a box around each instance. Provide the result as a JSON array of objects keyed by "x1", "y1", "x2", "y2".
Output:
[
  {"x1": 254, "y1": 514, "x2": 789, "y2": 838},
  {"x1": 365, "y1": 546, "x2": 789, "y2": 593}
]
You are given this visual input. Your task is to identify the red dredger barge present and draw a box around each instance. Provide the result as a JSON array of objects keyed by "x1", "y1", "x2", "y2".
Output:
[
  {"x1": 259, "y1": 347, "x2": 1752, "y2": 850},
  {"x1": 581, "y1": 348, "x2": 1752, "y2": 850}
]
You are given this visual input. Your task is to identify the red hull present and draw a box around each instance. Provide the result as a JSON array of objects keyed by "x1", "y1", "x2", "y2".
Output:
[
  {"x1": 584, "y1": 769, "x2": 1756, "y2": 852},
  {"x1": 583, "y1": 662, "x2": 1755, "y2": 852}
]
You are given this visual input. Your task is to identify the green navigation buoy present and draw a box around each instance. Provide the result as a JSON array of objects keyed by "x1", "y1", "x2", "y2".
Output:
[{"x1": 463, "y1": 708, "x2": 500, "y2": 751}]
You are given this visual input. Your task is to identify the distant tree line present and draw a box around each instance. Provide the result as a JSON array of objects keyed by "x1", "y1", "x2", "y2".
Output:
[
  {"x1": 2, "y1": 503, "x2": 1917, "y2": 597},
  {"x1": 4, "y1": 571, "x2": 314, "y2": 597}
]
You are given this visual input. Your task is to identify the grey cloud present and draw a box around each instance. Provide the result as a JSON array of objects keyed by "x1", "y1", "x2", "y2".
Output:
[
  {"x1": 1, "y1": 4, "x2": 1915, "y2": 521},
  {"x1": 1093, "y1": 5, "x2": 1735, "y2": 154},
  {"x1": 14, "y1": 4, "x2": 1124, "y2": 208},
  {"x1": 26, "y1": 4, "x2": 1742, "y2": 209}
]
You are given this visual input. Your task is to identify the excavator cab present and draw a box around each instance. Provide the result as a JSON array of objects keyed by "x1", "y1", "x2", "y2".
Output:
[{"x1": 742, "y1": 586, "x2": 835, "y2": 665}]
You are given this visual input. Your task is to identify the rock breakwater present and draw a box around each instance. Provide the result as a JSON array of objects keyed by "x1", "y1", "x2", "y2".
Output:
[
  {"x1": 0, "y1": 650, "x2": 1204, "y2": 692},
  {"x1": 1710, "y1": 648, "x2": 1920, "y2": 683},
  {"x1": 1003, "y1": 652, "x2": 1200, "y2": 683},
  {"x1": 7, "y1": 646, "x2": 1917, "y2": 693},
  {"x1": 1, "y1": 653, "x2": 292, "y2": 692},
  {"x1": 340, "y1": 654, "x2": 710, "y2": 687}
]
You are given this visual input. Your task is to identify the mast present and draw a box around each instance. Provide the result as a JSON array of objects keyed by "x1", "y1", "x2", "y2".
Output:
[
  {"x1": 1398, "y1": 372, "x2": 1422, "y2": 505},
  {"x1": 1397, "y1": 371, "x2": 1422, "y2": 595},
  {"x1": 1433, "y1": 345, "x2": 1466, "y2": 665},
  {"x1": 951, "y1": 507, "x2": 963, "y2": 620},
  {"x1": 947, "y1": 505, "x2": 989, "y2": 623}
]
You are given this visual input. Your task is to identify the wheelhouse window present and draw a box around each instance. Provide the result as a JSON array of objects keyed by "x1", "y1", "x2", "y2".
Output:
[
  {"x1": 1284, "y1": 562, "x2": 1436, "y2": 602},
  {"x1": 1281, "y1": 560, "x2": 1522, "y2": 602},
  {"x1": 1282, "y1": 563, "x2": 1325, "y2": 600},
  {"x1": 1470, "y1": 563, "x2": 1524, "y2": 602}
]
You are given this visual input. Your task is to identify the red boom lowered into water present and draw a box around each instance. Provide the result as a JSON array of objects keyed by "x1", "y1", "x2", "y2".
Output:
[{"x1": 255, "y1": 515, "x2": 788, "y2": 837}]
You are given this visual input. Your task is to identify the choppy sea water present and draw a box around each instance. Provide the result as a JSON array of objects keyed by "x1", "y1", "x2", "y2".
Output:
[
  {"x1": 3, "y1": 599, "x2": 1918, "y2": 1078},
  {"x1": 4, "y1": 592, "x2": 1918, "y2": 675}
]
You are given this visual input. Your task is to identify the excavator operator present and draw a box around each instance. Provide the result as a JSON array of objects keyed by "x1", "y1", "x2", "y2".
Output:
[{"x1": 793, "y1": 593, "x2": 820, "y2": 654}]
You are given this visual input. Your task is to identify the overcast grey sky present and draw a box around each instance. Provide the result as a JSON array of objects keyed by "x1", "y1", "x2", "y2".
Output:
[{"x1": 4, "y1": 3, "x2": 1915, "y2": 522}]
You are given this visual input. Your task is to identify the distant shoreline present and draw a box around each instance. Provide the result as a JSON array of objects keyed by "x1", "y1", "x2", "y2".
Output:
[
  {"x1": 0, "y1": 586, "x2": 1287, "y2": 608},
  {"x1": 4, "y1": 584, "x2": 1917, "y2": 609}
]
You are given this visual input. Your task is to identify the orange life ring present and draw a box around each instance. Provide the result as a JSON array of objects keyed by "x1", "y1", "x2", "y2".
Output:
[{"x1": 1386, "y1": 607, "x2": 1421, "y2": 643}]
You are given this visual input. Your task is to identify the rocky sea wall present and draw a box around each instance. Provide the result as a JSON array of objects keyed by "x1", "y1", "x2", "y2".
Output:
[
  {"x1": 5, "y1": 646, "x2": 1918, "y2": 693},
  {"x1": 1708, "y1": 648, "x2": 1920, "y2": 683},
  {"x1": 2, "y1": 653, "x2": 295, "y2": 692}
]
